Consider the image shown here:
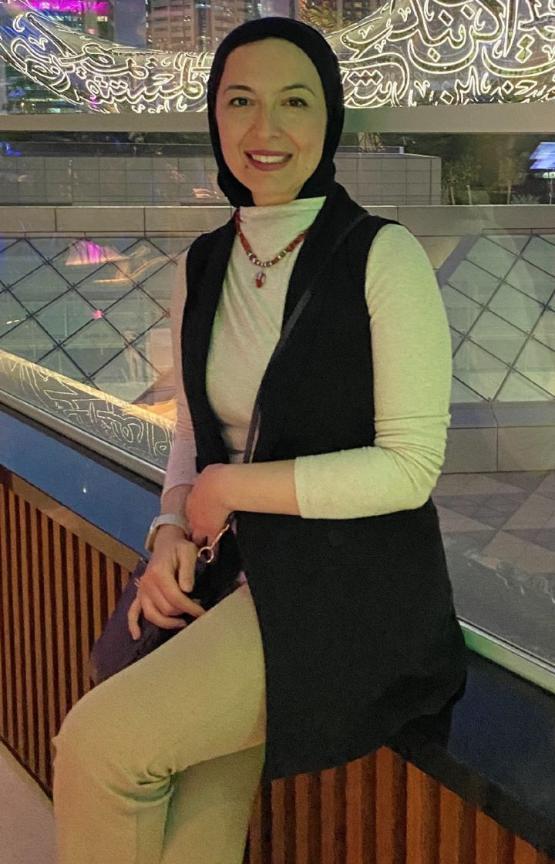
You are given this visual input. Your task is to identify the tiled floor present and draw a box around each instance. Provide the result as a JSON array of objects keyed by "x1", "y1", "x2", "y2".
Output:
[
  {"x1": 437, "y1": 469, "x2": 555, "y2": 666},
  {"x1": 0, "y1": 743, "x2": 55, "y2": 864}
]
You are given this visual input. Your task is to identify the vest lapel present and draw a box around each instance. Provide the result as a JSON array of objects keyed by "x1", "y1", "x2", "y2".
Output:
[{"x1": 182, "y1": 218, "x2": 236, "y2": 470}]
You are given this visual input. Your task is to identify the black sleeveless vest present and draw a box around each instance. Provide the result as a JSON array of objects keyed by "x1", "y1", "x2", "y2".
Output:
[{"x1": 182, "y1": 182, "x2": 468, "y2": 784}]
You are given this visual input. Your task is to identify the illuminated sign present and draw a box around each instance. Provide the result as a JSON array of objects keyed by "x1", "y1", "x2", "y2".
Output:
[
  {"x1": 530, "y1": 142, "x2": 555, "y2": 173},
  {"x1": 0, "y1": 0, "x2": 553, "y2": 112}
]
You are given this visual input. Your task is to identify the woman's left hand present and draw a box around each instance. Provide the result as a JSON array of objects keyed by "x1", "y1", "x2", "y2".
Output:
[{"x1": 185, "y1": 463, "x2": 232, "y2": 548}]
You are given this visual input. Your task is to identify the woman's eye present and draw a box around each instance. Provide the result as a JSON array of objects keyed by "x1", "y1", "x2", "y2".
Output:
[
  {"x1": 286, "y1": 97, "x2": 308, "y2": 107},
  {"x1": 229, "y1": 97, "x2": 249, "y2": 107}
]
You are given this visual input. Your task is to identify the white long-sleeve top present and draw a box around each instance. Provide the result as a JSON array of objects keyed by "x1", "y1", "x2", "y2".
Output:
[{"x1": 161, "y1": 195, "x2": 452, "y2": 519}]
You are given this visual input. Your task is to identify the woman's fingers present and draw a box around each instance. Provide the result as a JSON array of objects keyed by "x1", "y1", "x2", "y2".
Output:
[
  {"x1": 127, "y1": 595, "x2": 142, "y2": 640},
  {"x1": 150, "y1": 572, "x2": 206, "y2": 618},
  {"x1": 140, "y1": 595, "x2": 189, "y2": 631}
]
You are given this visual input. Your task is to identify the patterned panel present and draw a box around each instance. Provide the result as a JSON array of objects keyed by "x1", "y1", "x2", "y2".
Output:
[
  {"x1": 0, "y1": 0, "x2": 554, "y2": 110},
  {"x1": 0, "y1": 350, "x2": 172, "y2": 468}
]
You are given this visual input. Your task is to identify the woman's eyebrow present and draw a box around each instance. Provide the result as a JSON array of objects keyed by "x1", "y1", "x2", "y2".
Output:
[{"x1": 223, "y1": 83, "x2": 316, "y2": 95}]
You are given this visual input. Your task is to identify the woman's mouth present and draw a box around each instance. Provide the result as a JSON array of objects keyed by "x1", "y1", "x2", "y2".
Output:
[{"x1": 246, "y1": 152, "x2": 292, "y2": 171}]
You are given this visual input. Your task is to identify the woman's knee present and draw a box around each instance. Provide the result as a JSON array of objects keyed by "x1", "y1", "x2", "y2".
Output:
[{"x1": 52, "y1": 685, "x2": 124, "y2": 779}]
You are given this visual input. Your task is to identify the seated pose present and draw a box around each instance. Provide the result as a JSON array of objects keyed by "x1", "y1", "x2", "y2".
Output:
[{"x1": 51, "y1": 16, "x2": 468, "y2": 864}]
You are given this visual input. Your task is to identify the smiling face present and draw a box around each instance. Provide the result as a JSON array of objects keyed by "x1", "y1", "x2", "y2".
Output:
[{"x1": 215, "y1": 38, "x2": 328, "y2": 206}]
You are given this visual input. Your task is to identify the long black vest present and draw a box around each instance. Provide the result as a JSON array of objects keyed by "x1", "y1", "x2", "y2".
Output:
[{"x1": 182, "y1": 182, "x2": 468, "y2": 784}]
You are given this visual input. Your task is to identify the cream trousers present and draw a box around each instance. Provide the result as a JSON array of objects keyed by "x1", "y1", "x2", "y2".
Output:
[{"x1": 51, "y1": 581, "x2": 267, "y2": 864}]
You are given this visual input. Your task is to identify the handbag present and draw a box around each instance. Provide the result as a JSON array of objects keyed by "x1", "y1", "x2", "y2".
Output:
[{"x1": 89, "y1": 210, "x2": 370, "y2": 686}]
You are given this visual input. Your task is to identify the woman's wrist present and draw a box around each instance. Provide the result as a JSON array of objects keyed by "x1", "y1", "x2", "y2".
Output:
[{"x1": 153, "y1": 523, "x2": 196, "y2": 550}]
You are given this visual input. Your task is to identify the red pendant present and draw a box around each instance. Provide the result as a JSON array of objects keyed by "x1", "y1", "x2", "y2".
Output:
[{"x1": 255, "y1": 271, "x2": 266, "y2": 288}]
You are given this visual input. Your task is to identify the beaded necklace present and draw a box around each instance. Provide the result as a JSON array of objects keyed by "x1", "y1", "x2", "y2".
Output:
[{"x1": 234, "y1": 209, "x2": 307, "y2": 288}]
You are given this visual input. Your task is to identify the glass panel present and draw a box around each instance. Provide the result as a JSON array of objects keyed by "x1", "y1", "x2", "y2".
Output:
[
  {"x1": 505, "y1": 258, "x2": 555, "y2": 305},
  {"x1": 10, "y1": 265, "x2": 70, "y2": 312},
  {"x1": 441, "y1": 285, "x2": 482, "y2": 333},
  {"x1": 63, "y1": 319, "x2": 126, "y2": 376},
  {"x1": 1, "y1": 240, "x2": 45, "y2": 284},
  {"x1": 466, "y1": 238, "x2": 517, "y2": 280},
  {"x1": 448, "y1": 261, "x2": 500, "y2": 304},
  {"x1": 0, "y1": 291, "x2": 27, "y2": 337},
  {"x1": 70, "y1": 263, "x2": 135, "y2": 309},
  {"x1": 452, "y1": 341, "x2": 508, "y2": 400},
  {"x1": 104, "y1": 290, "x2": 166, "y2": 337},
  {"x1": 489, "y1": 283, "x2": 544, "y2": 332},
  {"x1": 514, "y1": 340, "x2": 555, "y2": 396},
  {"x1": 468, "y1": 310, "x2": 527, "y2": 365},
  {"x1": 532, "y1": 309, "x2": 555, "y2": 350},
  {"x1": 0, "y1": 319, "x2": 55, "y2": 361},
  {"x1": 39, "y1": 347, "x2": 88, "y2": 381},
  {"x1": 141, "y1": 259, "x2": 183, "y2": 307},
  {"x1": 35, "y1": 290, "x2": 96, "y2": 340},
  {"x1": 92, "y1": 347, "x2": 159, "y2": 402}
]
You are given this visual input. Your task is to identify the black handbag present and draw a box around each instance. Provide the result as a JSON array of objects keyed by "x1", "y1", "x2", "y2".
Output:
[{"x1": 89, "y1": 211, "x2": 370, "y2": 686}]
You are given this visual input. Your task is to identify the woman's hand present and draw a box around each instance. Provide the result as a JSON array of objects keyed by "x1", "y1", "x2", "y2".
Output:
[
  {"x1": 185, "y1": 463, "x2": 232, "y2": 547},
  {"x1": 127, "y1": 526, "x2": 206, "y2": 640}
]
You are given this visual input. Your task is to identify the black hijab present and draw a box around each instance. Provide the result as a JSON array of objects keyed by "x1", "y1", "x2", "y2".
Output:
[{"x1": 206, "y1": 17, "x2": 345, "y2": 207}]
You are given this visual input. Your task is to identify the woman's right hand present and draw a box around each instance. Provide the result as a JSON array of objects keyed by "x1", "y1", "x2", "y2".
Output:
[{"x1": 127, "y1": 525, "x2": 207, "y2": 640}]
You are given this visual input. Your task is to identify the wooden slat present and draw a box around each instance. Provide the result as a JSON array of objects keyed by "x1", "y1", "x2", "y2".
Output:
[
  {"x1": 8, "y1": 488, "x2": 25, "y2": 757},
  {"x1": 30, "y1": 503, "x2": 47, "y2": 786},
  {"x1": 375, "y1": 746, "x2": 407, "y2": 864},
  {"x1": 406, "y1": 763, "x2": 440, "y2": 864},
  {"x1": 18, "y1": 496, "x2": 35, "y2": 772},
  {"x1": 0, "y1": 482, "x2": 5, "y2": 740},
  {"x1": 514, "y1": 835, "x2": 550, "y2": 864},
  {"x1": 438, "y1": 783, "x2": 475, "y2": 864},
  {"x1": 0, "y1": 479, "x2": 13, "y2": 744},
  {"x1": 271, "y1": 777, "x2": 287, "y2": 864},
  {"x1": 64, "y1": 529, "x2": 79, "y2": 708},
  {"x1": 475, "y1": 808, "x2": 515, "y2": 864},
  {"x1": 40, "y1": 511, "x2": 58, "y2": 790},
  {"x1": 53, "y1": 520, "x2": 69, "y2": 726},
  {"x1": 78, "y1": 538, "x2": 92, "y2": 696}
]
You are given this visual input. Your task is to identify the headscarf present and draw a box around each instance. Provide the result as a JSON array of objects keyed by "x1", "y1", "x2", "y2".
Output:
[{"x1": 206, "y1": 17, "x2": 345, "y2": 207}]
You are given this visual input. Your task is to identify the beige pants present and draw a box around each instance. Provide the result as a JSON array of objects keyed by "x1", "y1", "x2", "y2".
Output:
[{"x1": 51, "y1": 581, "x2": 267, "y2": 864}]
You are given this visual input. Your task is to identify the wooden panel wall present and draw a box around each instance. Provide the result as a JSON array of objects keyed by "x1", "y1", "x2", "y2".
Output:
[{"x1": 0, "y1": 466, "x2": 552, "y2": 864}]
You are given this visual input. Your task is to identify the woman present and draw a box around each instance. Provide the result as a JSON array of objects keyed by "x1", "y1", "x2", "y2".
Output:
[{"x1": 51, "y1": 16, "x2": 468, "y2": 864}]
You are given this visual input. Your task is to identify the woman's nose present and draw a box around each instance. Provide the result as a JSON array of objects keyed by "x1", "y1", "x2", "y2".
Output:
[{"x1": 251, "y1": 104, "x2": 281, "y2": 137}]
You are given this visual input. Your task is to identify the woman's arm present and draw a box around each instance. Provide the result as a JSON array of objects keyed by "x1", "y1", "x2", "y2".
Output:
[
  {"x1": 216, "y1": 224, "x2": 452, "y2": 519},
  {"x1": 161, "y1": 249, "x2": 199, "y2": 505}
]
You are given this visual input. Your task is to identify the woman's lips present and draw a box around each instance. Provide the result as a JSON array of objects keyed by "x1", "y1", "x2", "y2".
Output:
[{"x1": 245, "y1": 152, "x2": 293, "y2": 171}]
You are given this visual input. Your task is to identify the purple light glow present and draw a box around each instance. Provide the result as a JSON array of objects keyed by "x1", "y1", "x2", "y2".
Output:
[{"x1": 28, "y1": 0, "x2": 111, "y2": 14}]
